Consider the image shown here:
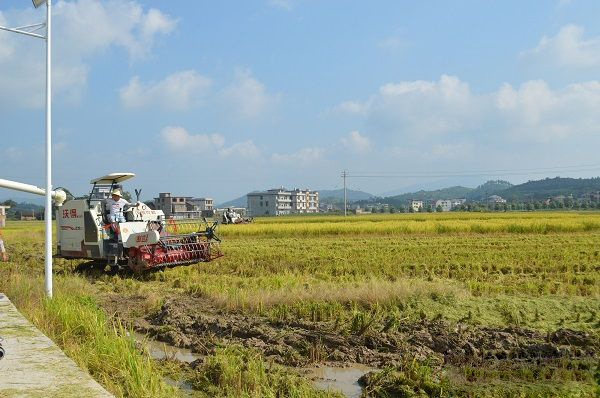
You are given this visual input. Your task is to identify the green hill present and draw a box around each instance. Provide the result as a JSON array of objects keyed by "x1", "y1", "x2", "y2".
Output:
[
  {"x1": 378, "y1": 186, "x2": 472, "y2": 206},
  {"x1": 500, "y1": 177, "x2": 600, "y2": 201},
  {"x1": 466, "y1": 180, "x2": 513, "y2": 201}
]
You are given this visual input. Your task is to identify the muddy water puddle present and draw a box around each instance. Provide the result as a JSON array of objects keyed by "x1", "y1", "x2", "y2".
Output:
[
  {"x1": 305, "y1": 364, "x2": 377, "y2": 398},
  {"x1": 134, "y1": 332, "x2": 377, "y2": 397},
  {"x1": 133, "y1": 332, "x2": 201, "y2": 363}
]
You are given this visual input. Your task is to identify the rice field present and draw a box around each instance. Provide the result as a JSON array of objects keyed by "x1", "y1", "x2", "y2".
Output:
[{"x1": 0, "y1": 212, "x2": 598, "y2": 397}]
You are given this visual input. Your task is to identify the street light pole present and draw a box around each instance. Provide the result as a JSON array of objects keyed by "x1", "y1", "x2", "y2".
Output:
[
  {"x1": 44, "y1": 0, "x2": 52, "y2": 299},
  {"x1": 0, "y1": 0, "x2": 53, "y2": 298}
]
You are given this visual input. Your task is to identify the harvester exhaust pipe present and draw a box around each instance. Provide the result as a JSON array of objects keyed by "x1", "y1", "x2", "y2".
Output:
[{"x1": 0, "y1": 178, "x2": 66, "y2": 206}]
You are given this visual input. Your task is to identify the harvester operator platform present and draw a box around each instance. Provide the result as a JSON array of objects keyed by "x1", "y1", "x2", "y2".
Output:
[{"x1": 105, "y1": 188, "x2": 138, "y2": 223}]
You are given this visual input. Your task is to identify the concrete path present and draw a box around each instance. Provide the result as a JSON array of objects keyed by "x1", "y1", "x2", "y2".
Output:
[{"x1": 0, "y1": 293, "x2": 113, "y2": 398}]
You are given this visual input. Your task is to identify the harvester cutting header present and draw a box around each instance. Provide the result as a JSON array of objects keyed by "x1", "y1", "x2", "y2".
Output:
[{"x1": 0, "y1": 173, "x2": 222, "y2": 272}]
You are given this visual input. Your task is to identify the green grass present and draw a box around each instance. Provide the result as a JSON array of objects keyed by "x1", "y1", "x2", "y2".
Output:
[
  {"x1": 1, "y1": 272, "x2": 178, "y2": 397},
  {"x1": 184, "y1": 346, "x2": 341, "y2": 397}
]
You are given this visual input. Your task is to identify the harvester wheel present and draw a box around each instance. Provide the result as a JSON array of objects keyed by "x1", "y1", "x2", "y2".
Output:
[{"x1": 127, "y1": 249, "x2": 146, "y2": 273}]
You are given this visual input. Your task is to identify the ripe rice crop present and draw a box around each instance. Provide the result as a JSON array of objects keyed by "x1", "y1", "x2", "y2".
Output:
[{"x1": 0, "y1": 212, "x2": 598, "y2": 396}]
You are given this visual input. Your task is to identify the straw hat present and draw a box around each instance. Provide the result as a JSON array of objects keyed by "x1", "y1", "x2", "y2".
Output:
[{"x1": 111, "y1": 188, "x2": 123, "y2": 197}]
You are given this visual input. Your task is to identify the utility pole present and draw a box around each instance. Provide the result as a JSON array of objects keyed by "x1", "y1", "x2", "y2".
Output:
[{"x1": 341, "y1": 170, "x2": 347, "y2": 216}]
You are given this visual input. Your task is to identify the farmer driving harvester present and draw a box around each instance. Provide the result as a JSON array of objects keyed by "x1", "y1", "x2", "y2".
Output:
[{"x1": 105, "y1": 188, "x2": 137, "y2": 223}]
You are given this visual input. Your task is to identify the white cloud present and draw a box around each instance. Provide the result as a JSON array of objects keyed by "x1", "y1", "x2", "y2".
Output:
[
  {"x1": 494, "y1": 80, "x2": 600, "y2": 141},
  {"x1": 391, "y1": 141, "x2": 474, "y2": 160},
  {"x1": 120, "y1": 71, "x2": 211, "y2": 110},
  {"x1": 371, "y1": 74, "x2": 479, "y2": 136},
  {"x1": 0, "y1": 0, "x2": 176, "y2": 108},
  {"x1": 55, "y1": 0, "x2": 176, "y2": 60},
  {"x1": 218, "y1": 140, "x2": 260, "y2": 159},
  {"x1": 161, "y1": 126, "x2": 260, "y2": 159},
  {"x1": 220, "y1": 68, "x2": 279, "y2": 119},
  {"x1": 141, "y1": 8, "x2": 177, "y2": 41},
  {"x1": 334, "y1": 100, "x2": 370, "y2": 115},
  {"x1": 522, "y1": 24, "x2": 600, "y2": 68},
  {"x1": 378, "y1": 36, "x2": 406, "y2": 51},
  {"x1": 268, "y1": 0, "x2": 293, "y2": 10},
  {"x1": 340, "y1": 131, "x2": 371, "y2": 153},
  {"x1": 430, "y1": 142, "x2": 473, "y2": 159},
  {"x1": 340, "y1": 75, "x2": 600, "y2": 144},
  {"x1": 557, "y1": 0, "x2": 575, "y2": 8},
  {"x1": 271, "y1": 147, "x2": 324, "y2": 165},
  {"x1": 4, "y1": 146, "x2": 23, "y2": 160},
  {"x1": 161, "y1": 126, "x2": 225, "y2": 153},
  {"x1": 54, "y1": 142, "x2": 67, "y2": 153}
]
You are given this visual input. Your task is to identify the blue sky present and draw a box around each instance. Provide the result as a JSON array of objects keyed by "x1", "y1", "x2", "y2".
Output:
[{"x1": 2, "y1": 0, "x2": 600, "y2": 202}]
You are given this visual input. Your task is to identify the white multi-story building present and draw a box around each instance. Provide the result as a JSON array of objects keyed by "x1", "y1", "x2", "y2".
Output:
[
  {"x1": 411, "y1": 200, "x2": 423, "y2": 212},
  {"x1": 433, "y1": 198, "x2": 467, "y2": 212},
  {"x1": 189, "y1": 197, "x2": 213, "y2": 211},
  {"x1": 434, "y1": 199, "x2": 453, "y2": 212},
  {"x1": 291, "y1": 189, "x2": 319, "y2": 213},
  {"x1": 248, "y1": 188, "x2": 319, "y2": 216},
  {"x1": 154, "y1": 193, "x2": 214, "y2": 219},
  {"x1": 451, "y1": 199, "x2": 466, "y2": 208},
  {"x1": 487, "y1": 195, "x2": 507, "y2": 204}
]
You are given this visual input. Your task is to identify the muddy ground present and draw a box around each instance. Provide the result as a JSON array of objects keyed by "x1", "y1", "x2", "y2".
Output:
[{"x1": 100, "y1": 293, "x2": 598, "y2": 376}]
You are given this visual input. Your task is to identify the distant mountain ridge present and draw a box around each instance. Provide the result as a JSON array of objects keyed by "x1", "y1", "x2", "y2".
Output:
[
  {"x1": 360, "y1": 177, "x2": 599, "y2": 205},
  {"x1": 383, "y1": 186, "x2": 472, "y2": 204},
  {"x1": 217, "y1": 195, "x2": 249, "y2": 208},
  {"x1": 318, "y1": 189, "x2": 374, "y2": 201},
  {"x1": 217, "y1": 177, "x2": 600, "y2": 208},
  {"x1": 501, "y1": 177, "x2": 600, "y2": 200}
]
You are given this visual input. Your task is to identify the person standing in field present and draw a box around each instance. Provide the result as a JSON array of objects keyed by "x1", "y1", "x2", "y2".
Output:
[{"x1": 0, "y1": 232, "x2": 7, "y2": 261}]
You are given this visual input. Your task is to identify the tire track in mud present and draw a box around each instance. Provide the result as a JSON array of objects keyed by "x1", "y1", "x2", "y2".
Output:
[{"x1": 109, "y1": 296, "x2": 598, "y2": 370}]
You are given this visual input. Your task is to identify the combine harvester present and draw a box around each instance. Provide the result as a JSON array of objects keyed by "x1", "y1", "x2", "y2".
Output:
[{"x1": 0, "y1": 173, "x2": 222, "y2": 272}]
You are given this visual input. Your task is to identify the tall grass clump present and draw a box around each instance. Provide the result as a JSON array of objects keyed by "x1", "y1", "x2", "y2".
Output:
[
  {"x1": 188, "y1": 345, "x2": 341, "y2": 397},
  {"x1": 1, "y1": 272, "x2": 177, "y2": 398}
]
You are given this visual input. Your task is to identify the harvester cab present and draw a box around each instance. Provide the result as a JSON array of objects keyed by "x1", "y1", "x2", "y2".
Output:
[{"x1": 0, "y1": 173, "x2": 222, "y2": 272}]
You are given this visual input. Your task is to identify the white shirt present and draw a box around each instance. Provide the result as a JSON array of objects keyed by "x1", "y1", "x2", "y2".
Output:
[{"x1": 105, "y1": 197, "x2": 130, "y2": 219}]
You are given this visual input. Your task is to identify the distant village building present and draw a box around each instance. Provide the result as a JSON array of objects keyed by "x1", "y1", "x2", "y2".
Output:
[
  {"x1": 319, "y1": 203, "x2": 335, "y2": 212},
  {"x1": 247, "y1": 188, "x2": 319, "y2": 216},
  {"x1": 432, "y1": 198, "x2": 467, "y2": 212},
  {"x1": 291, "y1": 189, "x2": 319, "y2": 213},
  {"x1": 581, "y1": 192, "x2": 600, "y2": 201},
  {"x1": 19, "y1": 210, "x2": 37, "y2": 221},
  {"x1": 371, "y1": 203, "x2": 390, "y2": 212},
  {"x1": 411, "y1": 200, "x2": 423, "y2": 212},
  {"x1": 487, "y1": 195, "x2": 507, "y2": 204},
  {"x1": 435, "y1": 199, "x2": 453, "y2": 212},
  {"x1": 153, "y1": 192, "x2": 214, "y2": 219},
  {"x1": 0, "y1": 205, "x2": 9, "y2": 228},
  {"x1": 451, "y1": 199, "x2": 466, "y2": 208},
  {"x1": 188, "y1": 198, "x2": 213, "y2": 211}
]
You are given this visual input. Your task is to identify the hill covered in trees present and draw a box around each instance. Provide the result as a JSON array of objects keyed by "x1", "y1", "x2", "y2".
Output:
[
  {"x1": 356, "y1": 177, "x2": 600, "y2": 206},
  {"x1": 500, "y1": 177, "x2": 600, "y2": 201}
]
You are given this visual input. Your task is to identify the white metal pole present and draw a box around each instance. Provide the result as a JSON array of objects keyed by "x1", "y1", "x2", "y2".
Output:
[
  {"x1": 343, "y1": 170, "x2": 347, "y2": 216},
  {"x1": 44, "y1": 0, "x2": 52, "y2": 299}
]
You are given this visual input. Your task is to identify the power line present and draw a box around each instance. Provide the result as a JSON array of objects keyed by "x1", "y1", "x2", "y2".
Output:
[
  {"x1": 350, "y1": 162, "x2": 600, "y2": 175},
  {"x1": 346, "y1": 164, "x2": 600, "y2": 179}
]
